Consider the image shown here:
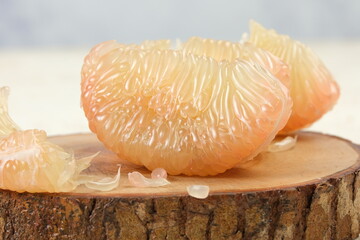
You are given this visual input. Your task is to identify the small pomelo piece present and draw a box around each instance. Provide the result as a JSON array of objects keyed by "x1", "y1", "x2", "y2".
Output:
[
  {"x1": 248, "y1": 21, "x2": 340, "y2": 133},
  {"x1": 128, "y1": 171, "x2": 170, "y2": 187},
  {"x1": 81, "y1": 41, "x2": 292, "y2": 176},
  {"x1": 0, "y1": 87, "x2": 20, "y2": 136},
  {"x1": 0, "y1": 129, "x2": 94, "y2": 192},
  {"x1": 187, "y1": 185, "x2": 210, "y2": 199},
  {"x1": 151, "y1": 168, "x2": 168, "y2": 179},
  {"x1": 0, "y1": 87, "x2": 120, "y2": 193}
]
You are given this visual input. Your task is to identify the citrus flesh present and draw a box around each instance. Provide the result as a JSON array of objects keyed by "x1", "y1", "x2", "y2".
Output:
[
  {"x1": 0, "y1": 87, "x2": 20, "y2": 136},
  {"x1": 181, "y1": 37, "x2": 291, "y2": 89},
  {"x1": 180, "y1": 37, "x2": 292, "y2": 130},
  {"x1": 81, "y1": 41, "x2": 292, "y2": 176},
  {"x1": 248, "y1": 21, "x2": 340, "y2": 133},
  {"x1": 0, "y1": 87, "x2": 92, "y2": 192},
  {"x1": 0, "y1": 129, "x2": 92, "y2": 192},
  {"x1": 0, "y1": 87, "x2": 119, "y2": 193}
]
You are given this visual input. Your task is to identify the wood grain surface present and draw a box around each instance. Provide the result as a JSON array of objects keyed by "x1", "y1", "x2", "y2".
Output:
[{"x1": 0, "y1": 131, "x2": 359, "y2": 240}]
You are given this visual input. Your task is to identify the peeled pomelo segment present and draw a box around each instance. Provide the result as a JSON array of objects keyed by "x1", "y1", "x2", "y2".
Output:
[
  {"x1": 0, "y1": 129, "x2": 94, "y2": 192},
  {"x1": 81, "y1": 42, "x2": 292, "y2": 176},
  {"x1": 181, "y1": 37, "x2": 291, "y2": 89},
  {"x1": 239, "y1": 43, "x2": 291, "y2": 90},
  {"x1": 140, "y1": 39, "x2": 172, "y2": 50},
  {"x1": 0, "y1": 131, "x2": 121, "y2": 193},
  {"x1": 248, "y1": 20, "x2": 340, "y2": 133},
  {"x1": 181, "y1": 37, "x2": 243, "y2": 62},
  {"x1": 0, "y1": 87, "x2": 20, "y2": 136},
  {"x1": 0, "y1": 86, "x2": 120, "y2": 193}
]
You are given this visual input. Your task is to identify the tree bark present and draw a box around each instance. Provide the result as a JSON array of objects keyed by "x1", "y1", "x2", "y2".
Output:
[{"x1": 0, "y1": 132, "x2": 359, "y2": 240}]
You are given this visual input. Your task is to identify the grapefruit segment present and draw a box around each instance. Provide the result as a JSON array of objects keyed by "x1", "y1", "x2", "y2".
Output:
[
  {"x1": 0, "y1": 87, "x2": 20, "y2": 136},
  {"x1": 81, "y1": 41, "x2": 292, "y2": 176},
  {"x1": 181, "y1": 37, "x2": 291, "y2": 89},
  {"x1": 248, "y1": 21, "x2": 340, "y2": 133},
  {"x1": 0, "y1": 128, "x2": 94, "y2": 193},
  {"x1": 0, "y1": 87, "x2": 120, "y2": 193}
]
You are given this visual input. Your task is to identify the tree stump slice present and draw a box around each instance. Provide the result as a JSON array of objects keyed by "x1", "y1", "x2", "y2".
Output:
[{"x1": 0, "y1": 132, "x2": 359, "y2": 240}]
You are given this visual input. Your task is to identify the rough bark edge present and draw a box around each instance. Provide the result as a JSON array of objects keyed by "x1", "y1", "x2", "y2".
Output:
[
  {"x1": 0, "y1": 144, "x2": 359, "y2": 240},
  {"x1": 0, "y1": 168, "x2": 358, "y2": 240}
]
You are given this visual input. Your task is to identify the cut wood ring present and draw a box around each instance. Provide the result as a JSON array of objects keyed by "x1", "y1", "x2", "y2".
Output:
[{"x1": 0, "y1": 132, "x2": 359, "y2": 239}]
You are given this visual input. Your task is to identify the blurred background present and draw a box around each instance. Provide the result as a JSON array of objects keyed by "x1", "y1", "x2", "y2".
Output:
[
  {"x1": 1, "y1": 0, "x2": 360, "y2": 143},
  {"x1": 1, "y1": 0, "x2": 360, "y2": 46}
]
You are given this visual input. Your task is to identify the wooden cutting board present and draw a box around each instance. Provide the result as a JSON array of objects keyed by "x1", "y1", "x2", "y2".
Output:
[{"x1": 0, "y1": 132, "x2": 359, "y2": 240}]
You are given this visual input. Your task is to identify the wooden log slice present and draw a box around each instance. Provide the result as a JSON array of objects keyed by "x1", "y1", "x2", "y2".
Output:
[{"x1": 0, "y1": 132, "x2": 359, "y2": 240}]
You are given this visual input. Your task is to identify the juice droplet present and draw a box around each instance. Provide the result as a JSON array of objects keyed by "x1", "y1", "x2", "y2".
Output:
[{"x1": 151, "y1": 168, "x2": 168, "y2": 179}]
